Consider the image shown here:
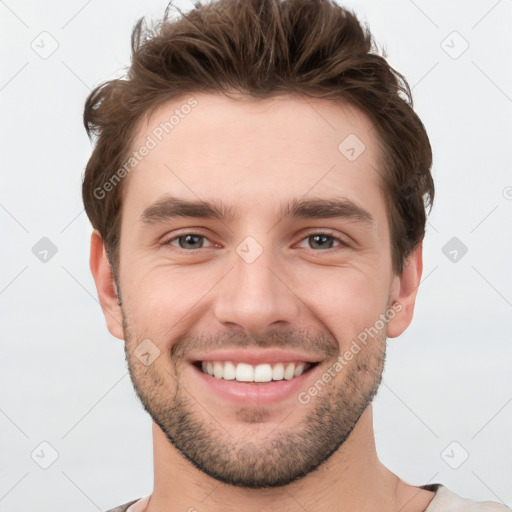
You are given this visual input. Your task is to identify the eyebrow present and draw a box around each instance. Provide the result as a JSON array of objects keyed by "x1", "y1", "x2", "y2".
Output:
[{"x1": 140, "y1": 195, "x2": 373, "y2": 226}]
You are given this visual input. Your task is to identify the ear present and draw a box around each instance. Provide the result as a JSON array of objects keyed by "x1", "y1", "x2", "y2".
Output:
[
  {"x1": 89, "y1": 229, "x2": 124, "y2": 340},
  {"x1": 386, "y1": 242, "x2": 423, "y2": 338}
]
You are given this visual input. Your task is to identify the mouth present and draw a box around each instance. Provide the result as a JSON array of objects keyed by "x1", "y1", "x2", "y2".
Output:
[
  {"x1": 192, "y1": 360, "x2": 320, "y2": 383},
  {"x1": 188, "y1": 354, "x2": 324, "y2": 405}
]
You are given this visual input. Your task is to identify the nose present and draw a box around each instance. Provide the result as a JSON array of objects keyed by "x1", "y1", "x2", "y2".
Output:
[{"x1": 213, "y1": 241, "x2": 301, "y2": 336}]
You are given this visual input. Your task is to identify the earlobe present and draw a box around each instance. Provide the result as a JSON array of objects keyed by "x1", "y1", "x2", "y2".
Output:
[
  {"x1": 386, "y1": 242, "x2": 423, "y2": 339},
  {"x1": 89, "y1": 230, "x2": 124, "y2": 340}
]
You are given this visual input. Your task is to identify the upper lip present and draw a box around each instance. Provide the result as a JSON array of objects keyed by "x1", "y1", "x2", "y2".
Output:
[{"x1": 189, "y1": 348, "x2": 323, "y2": 365}]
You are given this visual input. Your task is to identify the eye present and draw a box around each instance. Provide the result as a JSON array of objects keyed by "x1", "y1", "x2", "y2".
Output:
[
  {"x1": 164, "y1": 232, "x2": 215, "y2": 250},
  {"x1": 162, "y1": 230, "x2": 349, "y2": 252},
  {"x1": 296, "y1": 231, "x2": 349, "y2": 251}
]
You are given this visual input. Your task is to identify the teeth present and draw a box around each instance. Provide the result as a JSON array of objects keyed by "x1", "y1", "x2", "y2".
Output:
[
  {"x1": 222, "y1": 361, "x2": 236, "y2": 380},
  {"x1": 199, "y1": 361, "x2": 313, "y2": 382},
  {"x1": 294, "y1": 363, "x2": 306, "y2": 377},
  {"x1": 236, "y1": 363, "x2": 254, "y2": 382},
  {"x1": 272, "y1": 363, "x2": 284, "y2": 380},
  {"x1": 254, "y1": 364, "x2": 272, "y2": 382},
  {"x1": 213, "y1": 362, "x2": 224, "y2": 379},
  {"x1": 284, "y1": 363, "x2": 295, "y2": 380}
]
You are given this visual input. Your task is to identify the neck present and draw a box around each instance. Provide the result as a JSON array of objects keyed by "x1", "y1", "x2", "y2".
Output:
[{"x1": 145, "y1": 406, "x2": 434, "y2": 512}]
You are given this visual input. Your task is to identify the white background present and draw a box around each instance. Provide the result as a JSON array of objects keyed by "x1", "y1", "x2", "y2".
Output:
[{"x1": 0, "y1": 0, "x2": 511, "y2": 510}]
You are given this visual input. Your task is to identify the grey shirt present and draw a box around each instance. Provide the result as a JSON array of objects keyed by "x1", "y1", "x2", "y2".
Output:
[{"x1": 104, "y1": 483, "x2": 511, "y2": 512}]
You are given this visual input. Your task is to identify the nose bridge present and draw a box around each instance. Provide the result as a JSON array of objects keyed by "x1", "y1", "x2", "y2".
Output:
[{"x1": 213, "y1": 236, "x2": 300, "y2": 333}]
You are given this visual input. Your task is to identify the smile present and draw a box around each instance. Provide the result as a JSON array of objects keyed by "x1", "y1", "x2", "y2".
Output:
[{"x1": 196, "y1": 360, "x2": 319, "y2": 382}]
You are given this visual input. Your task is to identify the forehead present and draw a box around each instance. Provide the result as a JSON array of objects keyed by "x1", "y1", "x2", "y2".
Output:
[{"x1": 122, "y1": 92, "x2": 386, "y2": 226}]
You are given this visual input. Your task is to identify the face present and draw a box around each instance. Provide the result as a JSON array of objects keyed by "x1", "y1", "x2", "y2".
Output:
[{"x1": 93, "y1": 93, "x2": 421, "y2": 488}]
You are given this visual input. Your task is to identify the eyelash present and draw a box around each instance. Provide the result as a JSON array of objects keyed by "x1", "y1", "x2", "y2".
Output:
[{"x1": 162, "y1": 230, "x2": 350, "y2": 252}]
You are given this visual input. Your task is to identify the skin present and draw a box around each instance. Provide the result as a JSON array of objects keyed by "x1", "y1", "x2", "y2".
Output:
[{"x1": 90, "y1": 92, "x2": 435, "y2": 512}]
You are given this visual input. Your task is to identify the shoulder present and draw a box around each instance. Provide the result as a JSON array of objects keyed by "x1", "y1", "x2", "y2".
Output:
[
  {"x1": 423, "y1": 484, "x2": 510, "y2": 512},
  {"x1": 104, "y1": 499, "x2": 141, "y2": 512}
]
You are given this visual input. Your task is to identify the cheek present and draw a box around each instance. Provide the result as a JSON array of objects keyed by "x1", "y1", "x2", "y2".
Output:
[
  {"x1": 121, "y1": 264, "x2": 213, "y2": 334},
  {"x1": 298, "y1": 266, "x2": 388, "y2": 348},
  {"x1": 120, "y1": 250, "x2": 390, "y2": 350}
]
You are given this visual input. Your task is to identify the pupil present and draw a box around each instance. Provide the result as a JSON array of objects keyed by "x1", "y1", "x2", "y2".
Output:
[
  {"x1": 181, "y1": 234, "x2": 202, "y2": 249},
  {"x1": 311, "y1": 234, "x2": 332, "y2": 249}
]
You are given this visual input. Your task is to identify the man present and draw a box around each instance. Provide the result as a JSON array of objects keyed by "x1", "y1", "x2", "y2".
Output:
[{"x1": 82, "y1": 0, "x2": 509, "y2": 511}]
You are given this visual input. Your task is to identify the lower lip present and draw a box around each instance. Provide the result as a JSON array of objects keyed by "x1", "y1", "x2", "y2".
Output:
[{"x1": 189, "y1": 363, "x2": 320, "y2": 406}]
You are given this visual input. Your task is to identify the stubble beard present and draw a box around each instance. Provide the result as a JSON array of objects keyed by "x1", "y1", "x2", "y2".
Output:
[{"x1": 121, "y1": 309, "x2": 387, "y2": 489}]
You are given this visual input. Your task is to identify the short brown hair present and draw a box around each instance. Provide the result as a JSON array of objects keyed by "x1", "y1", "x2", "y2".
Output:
[{"x1": 82, "y1": 0, "x2": 434, "y2": 278}]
